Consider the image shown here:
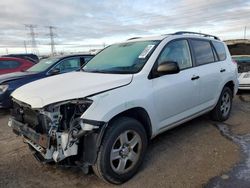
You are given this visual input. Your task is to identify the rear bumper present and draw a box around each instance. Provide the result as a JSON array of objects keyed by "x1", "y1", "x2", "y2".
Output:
[{"x1": 239, "y1": 84, "x2": 250, "y2": 90}]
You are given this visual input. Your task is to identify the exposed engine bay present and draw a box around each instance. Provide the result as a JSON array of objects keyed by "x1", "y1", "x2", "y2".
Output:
[{"x1": 9, "y1": 98, "x2": 105, "y2": 167}]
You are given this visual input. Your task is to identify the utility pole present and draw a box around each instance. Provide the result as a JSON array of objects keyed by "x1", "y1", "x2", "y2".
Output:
[
  {"x1": 244, "y1": 26, "x2": 247, "y2": 39},
  {"x1": 25, "y1": 24, "x2": 38, "y2": 55},
  {"x1": 24, "y1": 41, "x2": 27, "y2": 53},
  {"x1": 5, "y1": 48, "x2": 8, "y2": 55},
  {"x1": 46, "y1": 26, "x2": 56, "y2": 56}
]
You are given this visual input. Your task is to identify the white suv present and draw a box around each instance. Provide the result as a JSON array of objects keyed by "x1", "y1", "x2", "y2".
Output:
[{"x1": 9, "y1": 32, "x2": 238, "y2": 184}]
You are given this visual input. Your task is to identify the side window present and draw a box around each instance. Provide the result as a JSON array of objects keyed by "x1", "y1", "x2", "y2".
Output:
[
  {"x1": 84, "y1": 56, "x2": 93, "y2": 63},
  {"x1": 0, "y1": 60, "x2": 20, "y2": 70},
  {"x1": 55, "y1": 58, "x2": 80, "y2": 72},
  {"x1": 157, "y1": 40, "x2": 192, "y2": 70},
  {"x1": 190, "y1": 39, "x2": 215, "y2": 65},
  {"x1": 212, "y1": 41, "x2": 226, "y2": 61}
]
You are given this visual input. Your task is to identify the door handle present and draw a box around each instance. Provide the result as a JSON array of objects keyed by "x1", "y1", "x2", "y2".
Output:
[
  {"x1": 220, "y1": 69, "x2": 226, "y2": 73},
  {"x1": 191, "y1": 75, "x2": 200, "y2": 80}
]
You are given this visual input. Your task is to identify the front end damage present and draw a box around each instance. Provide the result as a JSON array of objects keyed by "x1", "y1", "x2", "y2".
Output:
[{"x1": 8, "y1": 98, "x2": 106, "y2": 169}]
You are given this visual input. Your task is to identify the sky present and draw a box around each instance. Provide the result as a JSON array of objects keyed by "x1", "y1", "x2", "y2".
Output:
[{"x1": 0, "y1": 0, "x2": 250, "y2": 55}]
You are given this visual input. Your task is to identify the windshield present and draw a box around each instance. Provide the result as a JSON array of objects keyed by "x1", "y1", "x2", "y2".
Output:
[
  {"x1": 27, "y1": 57, "x2": 60, "y2": 72},
  {"x1": 232, "y1": 56, "x2": 250, "y2": 63},
  {"x1": 83, "y1": 40, "x2": 160, "y2": 74}
]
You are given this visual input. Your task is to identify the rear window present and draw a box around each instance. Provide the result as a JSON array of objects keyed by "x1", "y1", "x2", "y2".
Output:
[
  {"x1": 190, "y1": 39, "x2": 215, "y2": 65},
  {"x1": 0, "y1": 60, "x2": 20, "y2": 70},
  {"x1": 212, "y1": 41, "x2": 226, "y2": 61}
]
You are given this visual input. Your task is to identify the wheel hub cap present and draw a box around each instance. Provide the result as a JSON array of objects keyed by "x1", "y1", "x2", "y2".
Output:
[
  {"x1": 120, "y1": 146, "x2": 130, "y2": 157},
  {"x1": 110, "y1": 130, "x2": 142, "y2": 174},
  {"x1": 220, "y1": 92, "x2": 231, "y2": 117}
]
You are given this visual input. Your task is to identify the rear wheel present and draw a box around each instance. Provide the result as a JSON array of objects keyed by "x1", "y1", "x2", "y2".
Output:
[
  {"x1": 93, "y1": 117, "x2": 147, "y2": 184},
  {"x1": 210, "y1": 87, "x2": 233, "y2": 121}
]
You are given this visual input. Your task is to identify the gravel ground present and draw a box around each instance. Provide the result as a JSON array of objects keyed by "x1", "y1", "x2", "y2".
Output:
[{"x1": 1, "y1": 93, "x2": 250, "y2": 188}]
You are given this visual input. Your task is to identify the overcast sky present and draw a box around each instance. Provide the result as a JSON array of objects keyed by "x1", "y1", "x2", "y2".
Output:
[{"x1": 0, "y1": 0, "x2": 250, "y2": 55}]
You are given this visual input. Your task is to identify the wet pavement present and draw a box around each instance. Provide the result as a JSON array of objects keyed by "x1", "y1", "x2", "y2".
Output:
[{"x1": 206, "y1": 93, "x2": 250, "y2": 188}]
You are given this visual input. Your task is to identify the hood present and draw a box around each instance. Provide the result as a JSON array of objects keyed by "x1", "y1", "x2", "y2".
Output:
[
  {"x1": 0, "y1": 71, "x2": 37, "y2": 84},
  {"x1": 12, "y1": 71, "x2": 133, "y2": 108}
]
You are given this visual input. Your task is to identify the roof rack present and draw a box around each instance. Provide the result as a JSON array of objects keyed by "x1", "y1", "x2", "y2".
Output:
[
  {"x1": 127, "y1": 37, "x2": 141, "y2": 41},
  {"x1": 172, "y1": 31, "x2": 220, "y2": 40}
]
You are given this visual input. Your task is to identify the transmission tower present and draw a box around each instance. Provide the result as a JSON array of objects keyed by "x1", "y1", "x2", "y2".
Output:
[
  {"x1": 46, "y1": 26, "x2": 56, "y2": 55},
  {"x1": 25, "y1": 24, "x2": 38, "y2": 55}
]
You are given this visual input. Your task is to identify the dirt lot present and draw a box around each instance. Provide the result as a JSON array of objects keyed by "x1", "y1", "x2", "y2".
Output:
[{"x1": 0, "y1": 93, "x2": 250, "y2": 188}]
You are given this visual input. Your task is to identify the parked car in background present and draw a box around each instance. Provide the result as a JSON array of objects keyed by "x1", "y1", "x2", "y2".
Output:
[
  {"x1": 8, "y1": 32, "x2": 238, "y2": 184},
  {"x1": 0, "y1": 54, "x2": 93, "y2": 108},
  {"x1": 2, "y1": 53, "x2": 39, "y2": 63},
  {"x1": 232, "y1": 55, "x2": 250, "y2": 90},
  {"x1": 0, "y1": 57, "x2": 34, "y2": 75}
]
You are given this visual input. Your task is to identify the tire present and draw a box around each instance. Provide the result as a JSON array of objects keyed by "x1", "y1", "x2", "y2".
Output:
[
  {"x1": 210, "y1": 87, "x2": 233, "y2": 122},
  {"x1": 93, "y1": 117, "x2": 148, "y2": 184}
]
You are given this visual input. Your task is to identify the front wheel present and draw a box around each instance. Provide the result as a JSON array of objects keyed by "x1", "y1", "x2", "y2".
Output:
[
  {"x1": 93, "y1": 117, "x2": 148, "y2": 184},
  {"x1": 210, "y1": 87, "x2": 233, "y2": 121}
]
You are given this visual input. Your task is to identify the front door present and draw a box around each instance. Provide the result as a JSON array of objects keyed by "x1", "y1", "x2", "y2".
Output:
[{"x1": 151, "y1": 39, "x2": 200, "y2": 129}]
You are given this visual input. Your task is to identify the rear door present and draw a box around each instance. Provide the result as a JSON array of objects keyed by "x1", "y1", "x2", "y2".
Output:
[{"x1": 189, "y1": 39, "x2": 222, "y2": 108}]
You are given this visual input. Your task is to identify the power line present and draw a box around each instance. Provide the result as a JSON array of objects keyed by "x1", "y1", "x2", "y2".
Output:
[
  {"x1": 24, "y1": 40, "x2": 27, "y2": 53},
  {"x1": 25, "y1": 24, "x2": 39, "y2": 55},
  {"x1": 244, "y1": 26, "x2": 247, "y2": 39},
  {"x1": 46, "y1": 26, "x2": 56, "y2": 55}
]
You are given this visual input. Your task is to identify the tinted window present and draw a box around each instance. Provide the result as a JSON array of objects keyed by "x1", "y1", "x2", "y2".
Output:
[
  {"x1": 212, "y1": 41, "x2": 226, "y2": 61},
  {"x1": 158, "y1": 40, "x2": 192, "y2": 70},
  {"x1": 191, "y1": 40, "x2": 215, "y2": 65},
  {"x1": 79, "y1": 56, "x2": 93, "y2": 67},
  {"x1": 55, "y1": 58, "x2": 80, "y2": 72},
  {"x1": 0, "y1": 60, "x2": 20, "y2": 70},
  {"x1": 84, "y1": 56, "x2": 93, "y2": 63}
]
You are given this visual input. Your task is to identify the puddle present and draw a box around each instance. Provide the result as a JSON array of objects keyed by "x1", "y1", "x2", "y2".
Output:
[{"x1": 206, "y1": 123, "x2": 250, "y2": 188}]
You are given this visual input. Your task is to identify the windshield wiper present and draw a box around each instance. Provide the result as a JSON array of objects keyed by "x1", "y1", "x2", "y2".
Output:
[{"x1": 82, "y1": 69, "x2": 111, "y2": 74}]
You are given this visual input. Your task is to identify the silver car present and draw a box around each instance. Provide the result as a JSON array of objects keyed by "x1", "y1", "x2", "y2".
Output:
[{"x1": 232, "y1": 55, "x2": 250, "y2": 90}]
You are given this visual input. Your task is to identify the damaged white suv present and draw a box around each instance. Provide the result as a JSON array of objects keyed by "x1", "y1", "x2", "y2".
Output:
[{"x1": 9, "y1": 32, "x2": 238, "y2": 184}]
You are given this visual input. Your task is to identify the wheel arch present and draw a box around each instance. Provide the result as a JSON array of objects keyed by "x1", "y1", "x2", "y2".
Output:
[
  {"x1": 107, "y1": 107, "x2": 152, "y2": 140},
  {"x1": 224, "y1": 80, "x2": 235, "y2": 97}
]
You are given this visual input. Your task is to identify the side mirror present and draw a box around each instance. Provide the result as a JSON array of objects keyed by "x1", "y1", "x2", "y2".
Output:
[
  {"x1": 157, "y1": 61, "x2": 180, "y2": 75},
  {"x1": 49, "y1": 68, "x2": 60, "y2": 75}
]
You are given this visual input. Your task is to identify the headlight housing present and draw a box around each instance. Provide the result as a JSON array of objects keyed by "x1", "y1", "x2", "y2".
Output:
[{"x1": 0, "y1": 84, "x2": 9, "y2": 94}]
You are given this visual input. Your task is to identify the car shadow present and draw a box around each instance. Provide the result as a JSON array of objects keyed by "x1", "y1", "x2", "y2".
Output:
[
  {"x1": 0, "y1": 109, "x2": 10, "y2": 116},
  {"x1": 237, "y1": 90, "x2": 250, "y2": 95}
]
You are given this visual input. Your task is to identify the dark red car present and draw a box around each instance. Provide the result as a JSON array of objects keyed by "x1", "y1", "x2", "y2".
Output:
[{"x1": 0, "y1": 57, "x2": 34, "y2": 75}]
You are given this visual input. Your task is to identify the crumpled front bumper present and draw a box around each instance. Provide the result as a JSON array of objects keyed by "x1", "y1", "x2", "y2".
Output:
[
  {"x1": 8, "y1": 116, "x2": 108, "y2": 165},
  {"x1": 8, "y1": 117, "x2": 51, "y2": 157}
]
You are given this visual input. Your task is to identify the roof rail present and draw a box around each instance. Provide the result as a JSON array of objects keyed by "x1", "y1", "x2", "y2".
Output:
[
  {"x1": 172, "y1": 31, "x2": 220, "y2": 40},
  {"x1": 127, "y1": 37, "x2": 141, "y2": 41}
]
